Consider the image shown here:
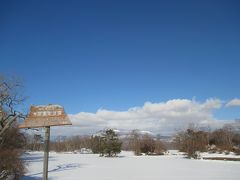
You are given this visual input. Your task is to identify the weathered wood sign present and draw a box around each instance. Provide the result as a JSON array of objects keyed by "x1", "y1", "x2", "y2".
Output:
[
  {"x1": 19, "y1": 104, "x2": 71, "y2": 180},
  {"x1": 19, "y1": 104, "x2": 71, "y2": 128}
]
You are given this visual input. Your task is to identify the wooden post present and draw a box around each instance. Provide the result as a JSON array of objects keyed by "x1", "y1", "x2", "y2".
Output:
[{"x1": 43, "y1": 126, "x2": 50, "y2": 180}]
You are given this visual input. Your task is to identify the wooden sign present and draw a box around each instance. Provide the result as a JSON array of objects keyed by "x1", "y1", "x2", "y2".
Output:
[
  {"x1": 19, "y1": 104, "x2": 72, "y2": 180},
  {"x1": 19, "y1": 104, "x2": 72, "y2": 128}
]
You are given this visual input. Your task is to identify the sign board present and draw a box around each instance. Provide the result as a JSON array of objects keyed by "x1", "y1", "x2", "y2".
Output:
[
  {"x1": 19, "y1": 104, "x2": 72, "y2": 180},
  {"x1": 19, "y1": 104, "x2": 72, "y2": 128}
]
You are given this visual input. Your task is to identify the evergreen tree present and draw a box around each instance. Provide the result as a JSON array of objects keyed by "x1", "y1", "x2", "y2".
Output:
[
  {"x1": 102, "y1": 129, "x2": 122, "y2": 157},
  {"x1": 90, "y1": 129, "x2": 122, "y2": 157}
]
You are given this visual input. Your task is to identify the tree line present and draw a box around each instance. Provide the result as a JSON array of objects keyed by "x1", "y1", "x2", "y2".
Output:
[
  {"x1": 174, "y1": 125, "x2": 240, "y2": 158},
  {"x1": 25, "y1": 129, "x2": 167, "y2": 156},
  {"x1": 25, "y1": 125, "x2": 240, "y2": 160}
]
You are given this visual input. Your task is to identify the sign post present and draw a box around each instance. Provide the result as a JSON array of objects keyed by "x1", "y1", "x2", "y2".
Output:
[
  {"x1": 43, "y1": 126, "x2": 50, "y2": 180},
  {"x1": 19, "y1": 104, "x2": 72, "y2": 180}
]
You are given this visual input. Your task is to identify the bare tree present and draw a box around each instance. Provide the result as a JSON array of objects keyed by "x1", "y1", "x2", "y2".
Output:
[
  {"x1": 174, "y1": 128, "x2": 208, "y2": 158},
  {"x1": 0, "y1": 75, "x2": 26, "y2": 139},
  {"x1": 0, "y1": 75, "x2": 26, "y2": 179},
  {"x1": 127, "y1": 130, "x2": 166, "y2": 155},
  {"x1": 154, "y1": 135, "x2": 166, "y2": 155},
  {"x1": 128, "y1": 130, "x2": 141, "y2": 155},
  {"x1": 209, "y1": 126, "x2": 234, "y2": 151},
  {"x1": 140, "y1": 134, "x2": 155, "y2": 155}
]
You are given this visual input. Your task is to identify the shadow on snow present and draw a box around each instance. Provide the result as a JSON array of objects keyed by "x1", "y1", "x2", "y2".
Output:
[
  {"x1": 21, "y1": 163, "x2": 82, "y2": 179},
  {"x1": 21, "y1": 154, "x2": 56, "y2": 163}
]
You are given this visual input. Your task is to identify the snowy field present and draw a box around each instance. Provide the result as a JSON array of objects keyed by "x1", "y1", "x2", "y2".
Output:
[{"x1": 21, "y1": 151, "x2": 240, "y2": 180}]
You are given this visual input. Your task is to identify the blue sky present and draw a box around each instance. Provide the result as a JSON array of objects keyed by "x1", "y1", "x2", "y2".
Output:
[{"x1": 1, "y1": 0, "x2": 240, "y2": 126}]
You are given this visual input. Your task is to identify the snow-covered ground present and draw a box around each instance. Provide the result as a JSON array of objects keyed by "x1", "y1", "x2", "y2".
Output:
[{"x1": 21, "y1": 151, "x2": 240, "y2": 180}]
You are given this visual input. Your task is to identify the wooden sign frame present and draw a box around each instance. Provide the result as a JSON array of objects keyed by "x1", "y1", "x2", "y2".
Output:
[
  {"x1": 19, "y1": 105, "x2": 71, "y2": 128},
  {"x1": 19, "y1": 104, "x2": 72, "y2": 180}
]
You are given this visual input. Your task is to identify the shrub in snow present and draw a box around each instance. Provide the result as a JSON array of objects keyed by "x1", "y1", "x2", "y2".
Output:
[
  {"x1": 154, "y1": 139, "x2": 167, "y2": 155},
  {"x1": 0, "y1": 126, "x2": 26, "y2": 180},
  {"x1": 209, "y1": 128, "x2": 234, "y2": 151},
  {"x1": 207, "y1": 126, "x2": 240, "y2": 153},
  {"x1": 127, "y1": 130, "x2": 166, "y2": 156},
  {"x1": 140, "y1": 134, "x2": 155, "y2": 155},
  {"x1": 174, "y1": 128, "x2": 208, "y2": 159}
]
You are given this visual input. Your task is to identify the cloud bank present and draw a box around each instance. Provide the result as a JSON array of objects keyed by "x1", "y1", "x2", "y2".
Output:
[
  {"x1": 51, "y1": 98, "x2": 236, "y2": 136},
  {"x1": 226, "y1": 98, "x2": 240, "y2": 107}
]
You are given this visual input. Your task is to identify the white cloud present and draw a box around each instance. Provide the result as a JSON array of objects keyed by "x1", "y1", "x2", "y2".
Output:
[
  {"x1": 50, "y1": 98, "x2": 233, "y2": 137},
  {"x1": 226, "y1": 98, "x2": 240, "y2": 107}
]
